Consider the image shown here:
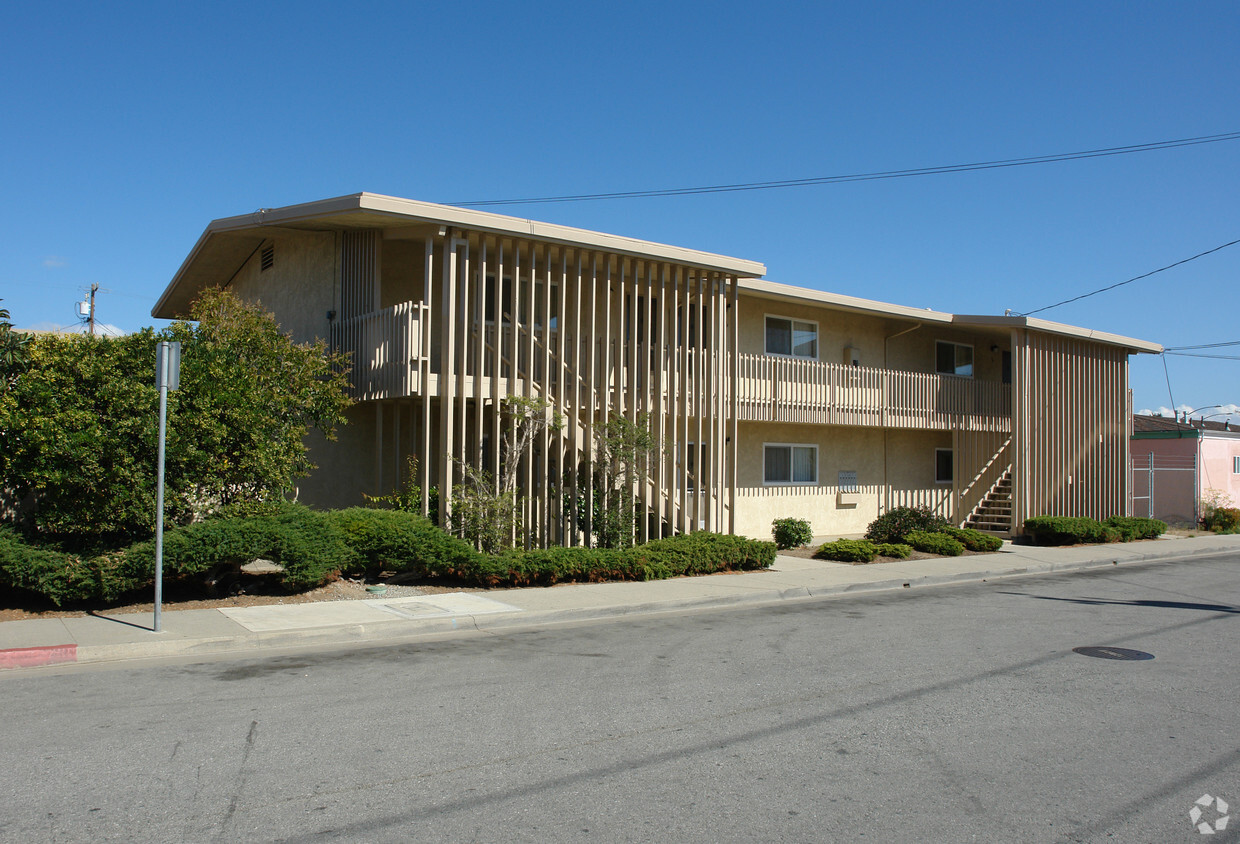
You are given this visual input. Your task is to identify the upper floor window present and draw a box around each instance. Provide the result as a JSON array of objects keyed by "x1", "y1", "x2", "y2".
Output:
[
  {"x1": 766, "y1": 316, "x2": 818, "y2": 359},
  {"x1": 936, "y1": 341, "x2": 973, "y2": 377}
]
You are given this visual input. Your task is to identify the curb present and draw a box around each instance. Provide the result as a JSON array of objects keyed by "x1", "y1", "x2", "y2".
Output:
[
  {"x1": 2, "y1": 541, "x2": 1233, "y2": 671},
  {"x1": 0, "y1": 644, "x2": 78, "y2": 670}
]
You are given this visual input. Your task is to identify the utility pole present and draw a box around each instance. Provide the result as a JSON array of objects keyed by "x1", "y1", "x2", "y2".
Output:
[{"x1": 87, "y1": 283, "x2": 98, "y2": 337}]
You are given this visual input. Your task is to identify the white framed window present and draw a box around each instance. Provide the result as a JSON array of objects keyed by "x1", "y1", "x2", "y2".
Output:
[
  {"x1": 935, "y1": 340, "x2": 974, "y2": 377},
  {"x1": 765, "y1": 316, "x2": 818, "y2": 359},
  {"x1": 764, "y1": 443, "x2": 818, "y2": 485},
  {"x1": 1233, "y1": 455, "x2": 1240, "y2": 474},
  {"x1": 935, "y1": 448, "x2": 954, "y2": 484}
]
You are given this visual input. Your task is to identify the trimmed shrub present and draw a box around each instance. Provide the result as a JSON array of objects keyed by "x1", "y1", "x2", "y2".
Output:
[
  {"x1": 1023, "y1": 516, "x2": 1119, "y2": 546},
  {"x1": 942, "y1": 526, "x2": 1004, "y2": 552},
  {"x1": 1104, "y1": 516, "x2": 1166, "y2": 541},
  {"x1": 865, "y1": 506, "x2": 949, "y2": 544},
  {"x1": 470, "y1": 532, "x2": 776, "y2": 588},
  {"x1": 815, "y1": 539, "x2": 877, "y2": 563},
  {"x1": 772, "y1": 518, "x2": 813, "y2": 550},
  {"x1": 0, "y1": 527, "x2": 98, "y2": 606},
  {"x1": 123, "y1": 502, "x2": 355, "y2": 594},
  {"x1": 876, "y1": 542, "x2": 913, "y2": 559},
  {"x1": 904, "y1": 530, "x2": 964, "y2": 556},
  {"x1": 0, "y1": 518, "x2": 775, "y2": 605},
  {"x1": 324, "y1": 508, "x2": 481, "y2": 578}
]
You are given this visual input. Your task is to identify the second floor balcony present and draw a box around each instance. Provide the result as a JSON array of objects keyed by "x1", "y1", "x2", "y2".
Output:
[{"x1": 330, "y1": 303, "x2": 1012, "y2": 433}]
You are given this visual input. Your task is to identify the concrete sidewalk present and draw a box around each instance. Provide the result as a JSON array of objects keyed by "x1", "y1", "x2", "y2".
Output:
[{"x1": 3, "y1": 534, "x2": 1237, "y2": 671}]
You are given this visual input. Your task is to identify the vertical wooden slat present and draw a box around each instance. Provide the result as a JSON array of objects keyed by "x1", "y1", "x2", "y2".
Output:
[{"x1": 437, "y1": 236, "x2": 456, "y2": 529}]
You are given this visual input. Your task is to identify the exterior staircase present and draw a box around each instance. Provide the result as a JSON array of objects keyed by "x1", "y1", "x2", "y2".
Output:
[{"x1": 964, "y1": 469, "x2": 1013, "y2": 535}]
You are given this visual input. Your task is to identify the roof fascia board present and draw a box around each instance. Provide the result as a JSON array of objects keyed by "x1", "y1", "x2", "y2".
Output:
[
  {"x1": 953, "y1": 314, "x2": 1162, "y2": 354},
  {"x1": 737, "y1": 278, "x2": 954, "y2": 324},
  {"x1": 207, "y1": 193, "x2": 766, "y2": 276}
]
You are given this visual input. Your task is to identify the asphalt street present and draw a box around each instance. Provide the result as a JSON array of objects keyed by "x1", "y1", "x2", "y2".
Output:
[{"x1": 2, "y1": 552, "x2": 1237, "y2": 843}]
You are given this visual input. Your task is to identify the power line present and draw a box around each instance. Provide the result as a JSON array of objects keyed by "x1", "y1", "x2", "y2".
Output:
[
  {"x1": 449, "y1": 131, "x2": 1240, "y2": 207},
  {"x1": 1163, "y1": 339, "x2": 1240, "y2": 351},
  {"x1": 1017, "y1": 236, "x2": 1240, "y2": 317},
  {"x1": 1163, "y1": 352, "x2": 1240, "y2": 360}
]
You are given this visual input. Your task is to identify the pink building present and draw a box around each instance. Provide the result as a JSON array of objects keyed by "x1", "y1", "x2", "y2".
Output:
[{"x1": 1131, "y1": 415, "x2": 1240, "y2": 524}]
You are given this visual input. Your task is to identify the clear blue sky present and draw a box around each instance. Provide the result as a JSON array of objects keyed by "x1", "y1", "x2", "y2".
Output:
[{"x1": 3, "y1": 1, "x2": 1236, "y2": 419}]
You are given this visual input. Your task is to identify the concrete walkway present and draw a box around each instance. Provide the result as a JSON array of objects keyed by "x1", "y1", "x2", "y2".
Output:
[{"x1": 3, "y1": 534, "x2": 1237, "y2": 671}]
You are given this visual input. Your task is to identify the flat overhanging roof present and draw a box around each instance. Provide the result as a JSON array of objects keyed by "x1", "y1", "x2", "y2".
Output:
[
  {"x1": 153, "y1": 193, "x2": 768, "y2": 319},
  {"x1": 737, "y1": 278, "x2": 956, "y2": 324},
  {"x1": 952, "y1": 314, "x2": 1163, "y2": 354}
]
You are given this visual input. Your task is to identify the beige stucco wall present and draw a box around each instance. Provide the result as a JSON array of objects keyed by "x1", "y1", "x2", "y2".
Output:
[
  {"x1": 731, "y1": 420, "x2": 953, "y2": 539},
  {"x1": 228, "y1": 229, "x2": 337, "y2": 344},
  {"x1": 735, "y1": 294, "x2": 1009, "y2": 381},
  {"x1": 379, "y1": 238, "x2": 427, "y2": 309},
  {"x1": 295, "y1": 403, "x2": 377, "y2": 510}
]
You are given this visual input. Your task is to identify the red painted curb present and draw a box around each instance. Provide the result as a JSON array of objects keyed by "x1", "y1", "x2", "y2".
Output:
[{"x1": 0, "y1": 644, "x2": 78, "y2": 670}]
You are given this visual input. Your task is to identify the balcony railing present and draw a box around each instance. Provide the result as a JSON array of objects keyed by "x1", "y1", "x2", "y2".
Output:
[
  {"x1": 733, "y1": 353, "x2": 1011, "y2": 432},
  {"x1": 329, "y1": 305, "x2": 1011, "y2": 432},
  {"x1": 329, "y1": 302, "x2": 429, "y2": 401}
]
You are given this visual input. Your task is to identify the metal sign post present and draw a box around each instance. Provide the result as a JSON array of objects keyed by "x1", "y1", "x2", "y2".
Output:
[{"x1": 153, "y1": 341, "x2": 181, "y2": 633}]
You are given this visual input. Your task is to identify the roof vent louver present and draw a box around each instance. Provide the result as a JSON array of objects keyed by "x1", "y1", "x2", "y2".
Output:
[{"x1": 260, "y1": 244, "x2": 274, "y2": 272}]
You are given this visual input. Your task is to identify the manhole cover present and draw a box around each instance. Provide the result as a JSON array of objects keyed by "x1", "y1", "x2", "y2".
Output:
[{"x1": 1072, "y1": 646, "x2": 1154, "y2": 661}]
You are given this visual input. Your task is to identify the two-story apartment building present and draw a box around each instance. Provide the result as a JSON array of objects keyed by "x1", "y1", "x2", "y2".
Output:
[{"x1": 153, "y1": 193, "x2": 1161, "y2": 544}]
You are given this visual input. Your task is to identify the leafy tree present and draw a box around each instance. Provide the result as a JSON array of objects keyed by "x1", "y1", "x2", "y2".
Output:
[
  {"x1": 0, "y1": 289, "x2": 352, "y2": 549},
  {"x1": 449, "y1": 395, "x2": 561, "y2": 553},
  {"x1": 590, "y1": 414, "x2": 660, "y2": 549},
  {"x1": 0, "y1": 300, "x2": 31, "y2": 387},
  {"x1": 165, "y1": 288, "x2": 352, "y2": 515}
]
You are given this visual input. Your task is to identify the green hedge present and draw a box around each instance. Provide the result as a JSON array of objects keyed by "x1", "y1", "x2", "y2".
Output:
[
  {"x1": 1023, "y1": 515, "x2": 1165, "y2": 546},
  {"x1": 478, "y1": 533, "x2": 777, "y2": 588},
  {"x1": 1104, "y1": 516, "x2": 1167, "y2": 542},
  {"x1": 815, "y1": 539, "x2": 913, "y2": 563},
  {"x1": 904, "y1": 530, "x2": 964, "y2": 556},
  {"x1": 815, "y1": 539, "x2": 877, "y2": 563},
  {"x1": 0, "y1": 513, "x2": 776, "y2": 605},
  {"x1": 942, "y1": 526, "x2": 1004, "y2": 552},
  {"x1": 324, "y1": 508, "x2": 481, "y2": 578}
]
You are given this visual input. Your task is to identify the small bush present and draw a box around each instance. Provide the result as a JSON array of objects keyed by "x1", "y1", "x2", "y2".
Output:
[
  {"x1": 865, "y1": 506, "x2": 949, "y2": 544},
  {"x1": 904, "y1": 530, "x2": 964, "y2": 556},
  {"x1": 1202, "y1": 507, "x2": 1240, "y2": 534},
  {"x1": 876, "y1": 542, "x2": 913, "y2": 559},
  {"x1": 1104, "y1": 516, "x2": 1166, "y2": 541},
  {"x1": 772, "y1": 518, "x2": 813, "y2": 550},
  {"x1": 942, "y1": 526, "x2": 1004, "y2": 552},
  {"x1": 815, "y1": 539, "x2": 877, "y2": 563}
]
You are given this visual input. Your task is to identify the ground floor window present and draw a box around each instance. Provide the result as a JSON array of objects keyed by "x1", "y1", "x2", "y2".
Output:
[
  {"x1": 935, "y1": 448, "x2": 953, "y2": 484},
  {"x1": 764, "y1": 443, "x2": 817, "y2": 485}
]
